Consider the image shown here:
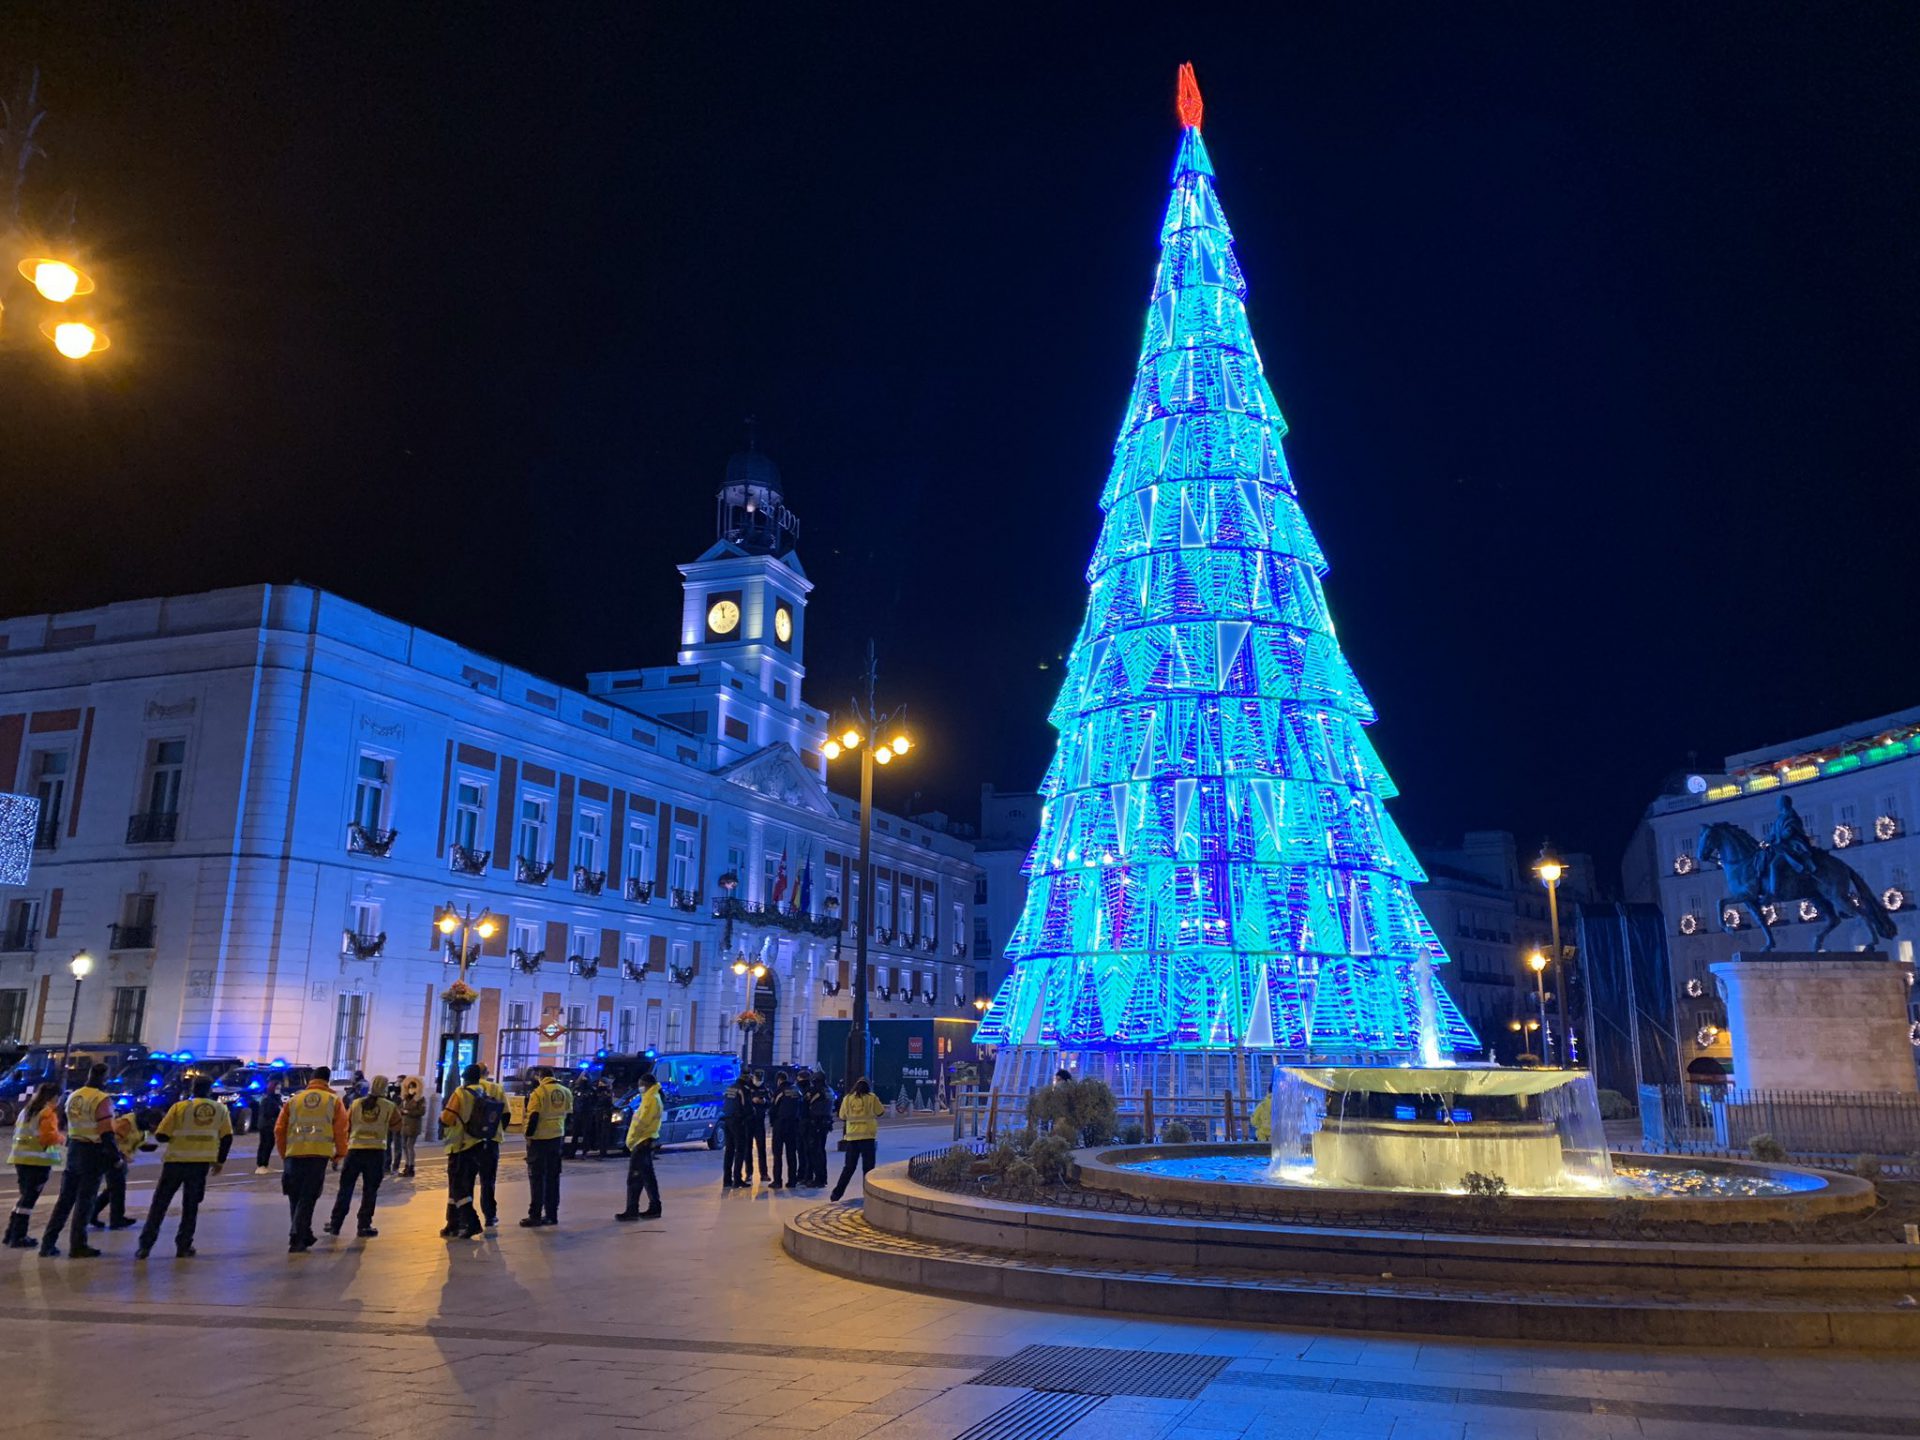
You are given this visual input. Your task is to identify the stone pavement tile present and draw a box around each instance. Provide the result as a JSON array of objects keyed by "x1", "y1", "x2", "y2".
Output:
[
  {"x1": 802, "y1": 1414, "x2": 895, "y2": 1440},
  {"x1": 725, "y1": 1387, "x2": 844, "y2": 1418},
  {"x1": 1164, "y1": 1429, "x2": 1249, "y2": 1440},
  {"x1": 1182, "y1": 1400, "x2": 1268, "y2": 1431},
  {"x1": 1460, "y1": 1421, "x2": 1541, "y2": 1440},
  {"x1": 765, "y1": 1399, "x2": 873, "y2": 1430},
  {"x1": 852, "y1": 1385, "x2": 960, "y2": 1418},
  {"x1": 1385, "y1": 1419, "x2": 1466, "y2": 1440}
]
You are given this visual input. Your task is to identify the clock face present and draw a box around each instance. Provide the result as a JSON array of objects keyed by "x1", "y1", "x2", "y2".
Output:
[
  {"x1": 773, "y1": 606, "x2": 792, "y2": 643},
  {"x1": 706, "y1": 598, "x2": 740, "y2": 635}
]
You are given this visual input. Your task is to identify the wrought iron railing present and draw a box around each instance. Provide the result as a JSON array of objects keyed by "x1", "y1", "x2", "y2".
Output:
[
  {"x1": 125, "y1": 811, "x2": 178, "y2": 844},
  {"x1": 625, "y1": 877, "x2": 654, "y2": 903},
  {"x1": 669, "y1": 887, "x2": 700, "y2": 912},
  {"x1": 666, "y1": 962, "x2": 696, "y2": 987},
  {"x1": 573, "y1": 866, "x2": 606, "y2": 896},
  {"x1": 343, "y1": 930, "x2": 386, "y2": 960},
  {"x1": 0, "y1": 926, "x2": 37, "y2": 954},
  {"x1": 449, "y1": 843, "x2": 490, "y2": 875},
  {"x1": 32, "y1": 817, "x2": 58, "y2": 851},
  {"x1": 515, "y1": 856, "x2": 553, "y2": 886},
  {"x1": 109, "y1": 922, "x2": 155, "y2": 950},
  {"x1": 346, "y1": 823, "x2": 398, "y2": 857},
  {"x1": 510, "y1": 947, "x2": 545, "y2": 974},
  {"x1": 621, "y1": 958, "x2": 648, "y2": 983},
  {"x1": 569, "y1": 954, "x2": 600, "y2": 978}
]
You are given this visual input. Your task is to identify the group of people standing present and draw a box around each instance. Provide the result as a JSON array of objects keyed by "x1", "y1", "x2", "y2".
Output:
[{"x1": 719, "y1": 1069, "x2": 885, "y2": 1202}]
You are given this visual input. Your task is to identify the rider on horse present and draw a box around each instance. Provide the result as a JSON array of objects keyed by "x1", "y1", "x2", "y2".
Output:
[{"x1": 1757, "y1": 794, "x2": 1818, "y2": 897}]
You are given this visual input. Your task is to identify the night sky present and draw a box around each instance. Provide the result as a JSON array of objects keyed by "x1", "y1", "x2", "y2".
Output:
[{"x1": 6, "y1": 6, "x2": 1916, "y2": 880}]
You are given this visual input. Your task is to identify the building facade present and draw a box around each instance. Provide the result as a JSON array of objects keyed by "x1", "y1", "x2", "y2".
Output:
[
  {"x1": 1624, "y1": 705, "x2": 1920, "y2": 1084},
  {"x1": 970, "y1": 784, "x2": 1041, "y2": 997},
  {"x1": 0, "y1": 455, "x2": 980, "y2": 1082}
]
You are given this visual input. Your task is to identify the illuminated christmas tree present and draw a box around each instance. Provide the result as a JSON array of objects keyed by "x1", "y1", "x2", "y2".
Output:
[{"x1": 976, "y1": 66, "x2": 1477, "y2": 1063}]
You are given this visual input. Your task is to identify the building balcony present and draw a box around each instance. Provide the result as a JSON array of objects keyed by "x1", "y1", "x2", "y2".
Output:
[
  {"x1": 0, "y1": 926, "x2": 37, "y2": 954},
  {"x1": 510, "y1": 947, "x2": 545, "y2": 974},
  {"x1": 625, "y1": 877, "x2": 654, "y2": 904},
  {"x1": 515, "y1": 856, "x2": 553, "y2": 886},
  {"x1": 126, "y1": 811, "x2": 178, "y2": 844},
  {"x1": 109, "y1": 923, "x2": 154, "y2": 951},
  {"x1": 669, "y1": 887, "x2": 701, "y2": 913},
  {"x1": 919, "y1": 936, "x2": 939, "y2": 953},
  {"x1": 342, "y1": 930, "x2": 386, "y2": 960},
  {"x1": 621, "y1": 958, "x2": 648, "y2": 983},
  {"x1": 32, "y1": 817, "x2": 59, "y2": 852},
  {"x1": 347, "y1": 823, "x2": 399, "y2": 857},
  {"x1": 573, "y1": 866, "x2": 607, "y2": 897},
  {"x1": 951, "y1": 941, "x2": 968, "y2": 958},
  {"x1": 449, "y1": 843, "x2": 490, "y2": 875},
  {"x1": 568, "y1": 954, "x2": 601, "y2": 978}
]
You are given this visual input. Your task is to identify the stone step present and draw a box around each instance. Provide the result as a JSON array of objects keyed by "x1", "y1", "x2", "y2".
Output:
[{"x1": 783, "y1": 1203, "x2": 1920, "y2": 1350}]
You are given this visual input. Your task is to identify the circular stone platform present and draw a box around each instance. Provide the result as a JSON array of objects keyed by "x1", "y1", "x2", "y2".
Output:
[{"x1": 783, "y1": 1160, "x2": 1920, "y2": 1350}]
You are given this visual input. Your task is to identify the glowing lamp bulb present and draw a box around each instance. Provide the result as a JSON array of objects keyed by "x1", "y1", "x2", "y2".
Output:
[
  {"x1": 822, "y1": 740, "x2": 841, "y2": 760},
  {"x1": 1537, "y1": 861, "x2": 1564, "y2": 884},
  {"x1": 890, "y1": 736, "x2": 910, "y2": 755},
  {"x1": 52, "y1": 322, "x2": 100, "y2": 359},
  {"x1": 841, "y1": 728, "x2": 861, "y2": 749},
  {"x1": 751, "y1": 963, "x2": 767, "y2": 978},
  {"x1": 732, "y1": 959, "x2": 748, "y2": 975},
  {"x1": 33, "y1": 261, "x2": 81, "y2": 303},
  {"x1": 1527, "y1": 951, "x2": 1548, "y2": 973},
  {"x1": 70, "y1": 951, "x2": 94, "y2": 979},
  {"x1": 874, "y1": 748, "x2": 892, "y2": 765},
  {"x1": 437, "y1": 914, "x2": 459, "y2": 935},
  {"x1": 476, "y1": 919, "x2": 497, "y2": 939}
]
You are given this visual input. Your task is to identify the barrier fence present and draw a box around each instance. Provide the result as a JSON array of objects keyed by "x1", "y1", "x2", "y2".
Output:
[{"x1": 1638, "y1": 1084, "x2": 1920, "y2": 1171}]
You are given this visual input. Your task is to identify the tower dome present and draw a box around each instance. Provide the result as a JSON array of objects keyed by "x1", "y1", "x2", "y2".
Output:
[{"x1": 715, "y1": 441, "x2": 799, "y2": 557}]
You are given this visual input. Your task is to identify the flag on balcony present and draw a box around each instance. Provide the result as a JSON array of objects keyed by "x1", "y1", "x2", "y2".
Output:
[{"x1": 770, "y1": 850, "x2": 789, "y2": 906}]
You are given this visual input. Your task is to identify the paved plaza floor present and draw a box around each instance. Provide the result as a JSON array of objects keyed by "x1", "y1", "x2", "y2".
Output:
[{"x1": 1, "y1": 1119, "x2": 1915, "y2": 1440}]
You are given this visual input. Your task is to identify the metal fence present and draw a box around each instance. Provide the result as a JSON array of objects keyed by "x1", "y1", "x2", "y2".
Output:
[
  {"x1": 950, "y1": 1084, "x2": 1254, "y2": 1144},
  {"x1": 1639, "y1": 1083, "x2": 1920, "y2": 1165}
]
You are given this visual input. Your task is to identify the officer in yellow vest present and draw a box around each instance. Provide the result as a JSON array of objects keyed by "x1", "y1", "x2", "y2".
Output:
[
  {"x1": 137, "y1": 1074, "x2": 233, "y2": 1258},
  {"x1": 38, "y1": 1062, "x2": 114, "y2": 1258},
  {"x1": 275, "y1": 1065, "x2": 348, "y2": 1252},
  {"x1": 473, "y1": 1064, "x2": 508, "y2": 1227},
  {"x1": 614, "y1": 1066, "x2": 663, "y2": 1222},
  {"x1": 90, "y1": 1110, "x2": 147, "y2": 1231},
  {"x1": 439, "y1": 1062, "x2": 497, "y2": 1239},
  {"x1": 326, "y1": 1074, "x2": 399, "y2": 1239},
  {"x1": 6, "y1": 1081, "x2": 63, "y2": 1248},
  {"x1": 519, "y1": 1065, "x2": 573, "y2": 1228}
]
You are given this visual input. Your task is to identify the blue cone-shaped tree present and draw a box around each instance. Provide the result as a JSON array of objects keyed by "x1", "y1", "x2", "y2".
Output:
[{"x1": 976, "y1": 66, "x2": 1477, "y2": 1061}]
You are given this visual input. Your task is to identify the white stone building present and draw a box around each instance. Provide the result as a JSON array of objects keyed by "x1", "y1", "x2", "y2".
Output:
[
  {"x1": 0, "y1": 452, "x2": 980, "y2": 1083},
  {"x1": 970, "y1": 784, "x2": 1041, "y2": 996},
  {"x1": 1624, "y1": 705, "x2": 1920, "y2": 1083}
]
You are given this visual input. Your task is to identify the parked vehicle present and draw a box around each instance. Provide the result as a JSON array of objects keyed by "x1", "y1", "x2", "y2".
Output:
[
  {"x1": 105, "y1": 1052, "x2": 248, "y2": 1130},
  {"x1": 210, "y1": 1060, "x2": 318, "y2": 1133},
  {"x1": 605, "y1": 1050, "x2": 738, "y2": 1151},
  {"x1": 0, "y1": 1043, "x2": 150, "y2": 1124}
]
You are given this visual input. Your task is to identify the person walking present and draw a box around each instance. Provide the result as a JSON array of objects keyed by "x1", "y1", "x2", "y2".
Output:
[
  {"x1": 613, "y1": 1066, "x2": 663, "y2": 1221},
  {"x1": 719, "y1": 1072, "x2": 750, "y2": 1189},
  {"x1": 5, "y1": 1082, "x2": 62, "y2": 1248},
  {"x1": 253, "y1": 1078, "x2": 284, "y2": 1174},
  {"x1": 768, "y1": 1072, "x2": 804, "y2": 1189},
  {"x1": 38, "y1": 1062, "x2": 114, "y2": 1258},
  {"x1": 472, "y1": 1064, "x2": 508, "y2": 1227},
  {"x1": 326, "y1": 1076, "x2": 399, "y2": 1239},
  {"x1": 89, "y1": 1109, "x2": 145, "y2": 1231},
  {"x1": 803, "y1": 1073, "x2": 833, "y2": 1187},
  {"x1": 137, "y1": 1074, "x2": 233, "y2": 1259},
  {"x1": 439, "y1": 1063, "x2": 501, "y2": 1239},
  {"x1": 745, "y1": 1071, "x2": 772, "y2": 1183},
  {"x1": 275, "y1": 1066, "x2": 348, "y2": 1252},
  {"x1": 397, "y1": 1076, "x2": 427, "y2": 1177},
  {"x1": 828, "y1": 1078, "x2": 886, "y2": 1202},
  {"x1": 519, "y1": 1066, "x2": 573, "y2": 1228}
]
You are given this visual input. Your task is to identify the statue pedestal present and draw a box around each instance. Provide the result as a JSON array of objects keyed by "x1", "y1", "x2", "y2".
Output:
[{"x1": 1710, "y1": 954, "x2": 1918, "y2": 1094}]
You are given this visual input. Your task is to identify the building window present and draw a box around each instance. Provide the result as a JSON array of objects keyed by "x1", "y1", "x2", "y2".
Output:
[
  {"x1": 716, "y1": 1006, "x2": 729, "y2": 1047},
  {"x1": 114, "y1": 893, "x2": 157, "y2": 950},
  {"x1": 501, "y1": 1001, "x2": 534, "y2": 1074},
  {"x1": 518, "y1": 795, "x2": 550, "y2": 864},
  {"x1": 330, "y1": 992, "x2": 367, "y2": 1071},
  {"x1": 973, "y1": 915, "x2": 989, "y2": 958},
  {"x1": 790, "y1": 1016, "x2": 801, "y2": 1058},
  {"x1": 645, "y1": 1003, "x2": 663, "y2": 1049},
  {"x1": 974, "y1": 874, "x2": 987, "y2": 904},
  {"x1": 575, "y1": 811, "x2": 604, "y2": 872},
  {"x1": 143, "y1": 738, "x2": 187, "y2": 818},
  {"x1": 621, "y1": 935, "x2": 644, "y2": 972},
  {"x1": 570, "y1": 928, "x2": 595, "y2": 961},
  {"x1": 825, "y1": 869, "x2": 842, "y2": 912},
  {"x1": 0, "y1": 988, "x2": 26, "y2": 1041},
  {"x1": 348, "y1": 898, "x2": 381, "y2": 950},
  {"x1": 453, "y1": 781, "x2": 486, "y2": 851},
  {"x1": 565, "y1": 1003, "x2": 589, "y2": 1064},
  {"x1": 2, "y1": 897, "x2": 41, "y2": 952},
  {"x1": 876, "y1": 879, "x2": 892, "y2": 932},
  {"x1": 617, "y1": 1006, "x2": 637, "y2": 1051},
  {"x1": 920, "y1": 892, "x2": 936, "y2": 941},
  {"x1": 109, "y1": 986, "x2": 148, "y2": 1044},
  {"x1": 352, "y1": 754, "x2": 391, "y2": 830},
  {"x1": 626, "y1": 818, "x2": 656, "y2": 884},
  {"x1": 763, "y1": 851, "x2": 782, "y2": 902},
  {"x1": 666, "y1": 1006, "x2": 684, "y2": 1048},
  {"x1": 669, "y1": 831, "x2": 696, "y2": 892},
  {"x1": 29, "y1": 750, "x2": 67, "y2": 842}
]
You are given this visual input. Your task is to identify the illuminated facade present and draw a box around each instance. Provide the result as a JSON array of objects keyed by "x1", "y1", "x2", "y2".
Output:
[{"x1": 976, "y1": 70, "x2": 1476, "y2": 1062}]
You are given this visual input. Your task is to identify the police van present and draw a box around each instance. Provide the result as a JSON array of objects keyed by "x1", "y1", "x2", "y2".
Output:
[{"x1": 598, "y1": 1050, "x2": 738, "y2": 1150}]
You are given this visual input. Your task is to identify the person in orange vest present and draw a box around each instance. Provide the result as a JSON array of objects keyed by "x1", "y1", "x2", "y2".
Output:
[
  {"x1": 5, "y1": 1081, "x2": 63, "y2": 1248},
  {"x1": 274, "y1": 1065, "x2": 348, "y2": 1252},
  {"x1": 38, "y1": 1062, "x2": 114, "y2": 1259}
]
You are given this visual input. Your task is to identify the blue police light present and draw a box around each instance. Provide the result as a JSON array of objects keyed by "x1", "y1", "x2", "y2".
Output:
[
  {"x1": 269, "y1": 1059, "x2": 287, "y2": 1068},
  {"x1": 644, "y1": 1048, "x2": 657, "y2": 1059},
  {"x1": 176, "y1": 1051, "x2": 193, "y2": 1062},
  {"x1": 248, "y1": 1080, "x2": 263, "y2": 1091},
  {"x1": 597, "y1": 1048, "x2": 609, "y2": 1058}
]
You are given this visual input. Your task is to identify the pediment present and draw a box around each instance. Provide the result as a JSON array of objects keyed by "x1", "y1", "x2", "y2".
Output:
[{"x1": 719, "y1": 743, "x2": 837, "y2": 817}]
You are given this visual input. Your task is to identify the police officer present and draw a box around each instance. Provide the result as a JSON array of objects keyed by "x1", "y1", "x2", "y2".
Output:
[
  {"x1": 439, "y1": 1063, "x2": 496, "y2": 1239},
  {"x1": 472, "y1": 1064, "x2": 508, "y2": 1227},
  {"x1": 6, "y1": 1081, "x2": 62, "y2": 1248},
  {"x1": 89, "y1": 1108, "x2": 145, "y2": 1231},
  {"x1": 720, "y1": 1072, "x2": 750, "y2": 1189},
  {"x1": 253, "y1": 1077, "x2": 284, "y2": 1174},
  {"x1": 275, "y1": 1065, "x2": 347, "y2": 1252},
  {"x1": 326, "y1": 1073, "x2": 399, "y2": 1239},
  {"x1": 38, "y1": 1062, "x2": 113, "y2": 1258},
  {"x1": 137, "y1": 1074, "x2": 233, "y2": 1259},
  {"x1": 803, "y1": 1072, "x2": 833, "y2": 1188},
  {"x1": 769, "y1": 1071, "x2": 805, "y2": 1189},
  {"x1": 613, "y1": 1065, "x2": 663, "y2": 1221},
  {"x1": 519, "y1": 1065, "x2": 573, "y2": 1228},
  {"x1": 745, "y1": 1071, "x2": 772, "y2": 1182}
]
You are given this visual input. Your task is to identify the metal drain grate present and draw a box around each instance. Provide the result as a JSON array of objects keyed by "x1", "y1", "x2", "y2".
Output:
[
  {"x1": 955, "y1": 1391, "x2": 1105, "y2": 1440},
  {"x1": 971, "y1": 1343, "x2": 1231, "y2": 1399}
]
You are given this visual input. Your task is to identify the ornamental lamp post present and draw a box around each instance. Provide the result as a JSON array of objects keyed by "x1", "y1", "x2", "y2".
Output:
[
  {"x1": 821, "y1": 640, "x2": 916, "y2": 1088},
  {"x1": 1526, "y1": 950, "x2": 1552, "y2": 1067},
  {"x1": 60, "y1": 949, "x2": 93, "y2": 1088},
  {"x1": 435, "y1": 903, "x2": 496, "y2": 1095},
  {"x1": 1533, "y1": 845, "x2": 1572, "y2": 1066}
]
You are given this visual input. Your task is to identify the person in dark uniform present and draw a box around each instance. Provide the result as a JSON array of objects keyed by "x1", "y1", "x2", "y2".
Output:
[
  {"x1": 472, "y1": 1064, "x2": 507, "y2": 1226},
  {"x1": 745, "y1": 1071, "x2": 771, "y2": 1182},
  {"x1": 253, "y1": 1078, "x2": 284, "y2": 1174},
  {"x1": 37, "y1": 1064, "x2": 113, "y2": 1258},
  {"x1": 769, "y1": 1071, "x2": 805, "y2": 1189},
  {"x1": 137, "y1": 1074, "x2": 234, "y2": 1259},
  {"x1": 803, "y1": 1072, "x2": 833, "y2": 1187},
  {"x1": 720, "y1": 1074, "x2": 750, "y2": 1189}
]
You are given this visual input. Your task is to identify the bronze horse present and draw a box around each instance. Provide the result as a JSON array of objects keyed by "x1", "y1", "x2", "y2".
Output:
[{"x1": 1695, "y1": 821, "x2": 1896, "y2": 952}]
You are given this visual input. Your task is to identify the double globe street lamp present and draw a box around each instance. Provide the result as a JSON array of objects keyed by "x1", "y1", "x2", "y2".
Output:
[{"x1": 4, "y1": 254, "x2": 111, "y2": 359}]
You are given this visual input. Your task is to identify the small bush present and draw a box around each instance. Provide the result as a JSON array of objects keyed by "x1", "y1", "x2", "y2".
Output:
[
  {"x1": 984, "y1": 1138, "x2": 1022, "y2": 1178},
  {"x1": 1854, "y1": 1153, "x2": 1883, "y2": 1181},
  {"x1": 1160, "y1": 1120, "x2": 1193, "y2": 1144},
  {"x1": 1118, "y1": 1122, "x2": 1146, "y2": 1146},
  {"x1": 1028, "y1": 1134, "x2": 1075, "y2": 1185},
  {"x1": 1461, "y1": 1171, "x2": 1509, "y2": 1199},
  {"x1": 1595, "y1": 1088, "x2": 1636, "y2": 1121},
  {"x1": 1001, "y1": 1159, "x2": 1041, "y2": 1192},
  {"x1": 1030, "y1": 1078, "x2": 1120, "y2": 1147},
  {"x1": 925, "y1": 1145, "x2": 976, "y2": 1185},
  {"x1": 1749, "y1": 1134, "x2": 1788, "y2": 1163}
]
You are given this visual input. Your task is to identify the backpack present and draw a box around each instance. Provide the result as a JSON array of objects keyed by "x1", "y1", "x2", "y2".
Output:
[{"x1": 462, "y1": 1085, "x2": 505, "y2": 1141}]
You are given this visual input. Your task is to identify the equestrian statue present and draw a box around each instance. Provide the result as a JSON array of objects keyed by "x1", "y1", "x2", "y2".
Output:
[{"x1": 1695, "y1": 794, "x2": 1896, "y2": 953}]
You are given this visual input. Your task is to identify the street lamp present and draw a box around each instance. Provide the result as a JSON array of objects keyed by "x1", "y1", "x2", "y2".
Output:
[
  {"x1": 822, "y1": 639, "x2": 918, "y2": 1086},
  {"x1": 435, "y1": 903, "x2": 496, "y2": 1094},
  {"x1": 6, "y1": 256, "x2": 110, "y2": 358},
  {"x1": 60, "y1": 949, "x2": 93, "y2": 1088},
  {"x1": 1534, "y1": 844, "x2": 1572, "y2": 1067},
  {"x1": 1526, "y1": 950, "x2": 1552, "y2": 1067}
]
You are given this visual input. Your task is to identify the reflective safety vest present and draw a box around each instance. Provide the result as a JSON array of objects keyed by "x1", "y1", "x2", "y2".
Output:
[
  {"x1": 625, "y1": 1086, "x2": 662, "y2": 1148},
  {"x1": 110, "y1": 1116, "x2": 144, "y2": 1160},
  {"x1": 159, "y1": 1098, "x2": 230, "y2": 1164},
  {"x1": 65, "y1": 1087, "x2": 109, "y2": 1144},
  {"x1": 527, "y1": 1080, "x2": 573, "y2": 1138},
  {"x1": 7, "y1": 1104, "x2": 59, "y2": 1166},
  {"x1": 839, "y1": 1092, "x2": 885, "y2": 1142},
  {"x1": 348, "y1": 1096, "x2": 396, "y2": 1150},
  {"x1": 285, "y1": 1087, "x2": 343, "y2": 1157}
]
